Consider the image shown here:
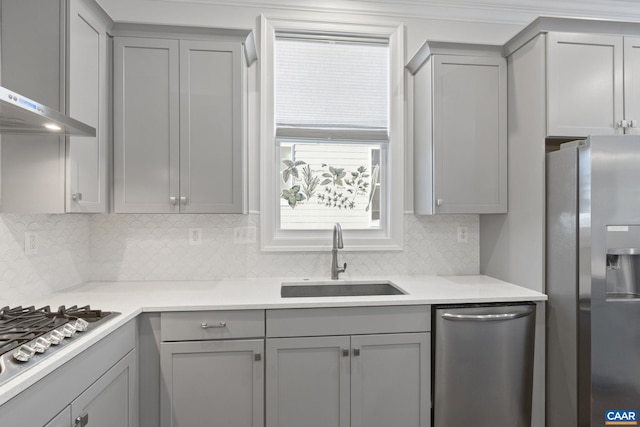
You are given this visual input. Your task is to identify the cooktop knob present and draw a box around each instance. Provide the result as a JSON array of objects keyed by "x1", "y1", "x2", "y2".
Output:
[
  {"x1": 47, "y1": 330, "x2": 65, "y2": 345},
  {"x1": 13, "y1": 344, "x2": 36, "y2": 362},
  {"x1": 73, "y1": 318, "x2": 89, "y2": 332},
  {"x1": 59, "y1": 324, "x2": 77, "y2": 338},
  {"x1": 32, "y1": 337, "x2": 52, "y2": 353}
]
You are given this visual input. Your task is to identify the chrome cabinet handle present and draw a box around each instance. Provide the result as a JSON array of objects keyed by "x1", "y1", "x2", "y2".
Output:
[
  {"x1": 170, "y1": 196, "x2": 177, "y2": 206},
  {"x1": 71, "y1": 193, "x2": 82, "y2": 202},
  {"x1": 436, "y1": 199, "x2": 443, "y2": 207},
  {"x1": 441, "y1": 310, "x2": 532, "y2": 322},
  {"x1": 201, "y1": 321, "x2": 227, "y2": 329},
  {"x1": 255, "y1": 353, "x2": 262, "y2": 362},
  {"x1": 342, "y1": 348, "x2": 349, "y2": 357},
  {"x1": 75, "y1": 414, "x2": 89, "y2": 427},
  {"x1": 180, "y1": 196, "x2": 188, "y2": 205},
  {"x1": 353, "y1": 348, "x2": 361, "y2": 356}
]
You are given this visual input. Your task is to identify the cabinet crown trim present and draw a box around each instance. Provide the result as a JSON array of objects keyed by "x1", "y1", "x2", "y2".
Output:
[{"x1": 406, "y1": 40, "x2": 503, "y2": 75}]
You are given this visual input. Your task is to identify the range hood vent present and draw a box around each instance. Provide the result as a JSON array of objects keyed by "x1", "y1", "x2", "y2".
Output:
[{"x1": 0, "y1": 86, "x2": 95, "y2": 137}]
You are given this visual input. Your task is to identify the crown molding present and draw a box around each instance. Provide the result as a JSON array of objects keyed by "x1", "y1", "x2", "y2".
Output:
[{"x1": 138, "y1": 0, "x2": 640, "y2": 25}]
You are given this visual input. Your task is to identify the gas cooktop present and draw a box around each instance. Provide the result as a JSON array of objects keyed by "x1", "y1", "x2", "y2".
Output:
[{"x1": 0, "y1": 305, "x2": 119, "y2": 387}]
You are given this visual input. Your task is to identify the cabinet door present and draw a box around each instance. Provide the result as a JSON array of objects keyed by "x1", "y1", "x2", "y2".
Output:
[
  {"x1": 179, "y1": 40, "x2": 244, "y2": 213},
  {"x1": 160, "y1": 339, "x2": 264, "y2": 427},
  {"x1": 44, "y1": 407, "x2": 71, "y2": 427},
  {"x1": 66, "y1": 0, "x2": 108, "y2": 213},
  {"x1": 432, "y1": 55, "x2": 507, "y2": 214},
  {"x1": 71, "y1": 349, "x2": 137, "y2": 427},
  {"x1": 351, "y1": 333, "x2": 430, "y2": 427},
  {"x1": 624, "y1": 37, "x2": 640, "y2": 135},
  {"x1": 114, "y1": 37, "x2": 180, "y2": 213},
  {"x1": 547, "y1": 32, "x2": 624, "y2": 137},
  {"x1": 266, "y1": 336, "x2": 350, "y2": 427}
]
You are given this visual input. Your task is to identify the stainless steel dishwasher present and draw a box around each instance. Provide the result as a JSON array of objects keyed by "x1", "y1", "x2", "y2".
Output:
[{"x1": 433, "y1": 303, "x2": 536, "y2": 427}]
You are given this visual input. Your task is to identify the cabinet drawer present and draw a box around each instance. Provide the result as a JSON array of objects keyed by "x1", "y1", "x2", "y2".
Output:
[
  {"x1": 161, "y1": 310, "x2": 265, "y2": 341},
  {"x1": 266, "y1": 306, "x2": 430, "y2": 338}
]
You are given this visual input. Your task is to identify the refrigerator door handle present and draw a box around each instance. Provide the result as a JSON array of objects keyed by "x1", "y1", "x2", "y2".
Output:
[{"x1": 441, "y1": 311, "x2": 533, "y2": 322}]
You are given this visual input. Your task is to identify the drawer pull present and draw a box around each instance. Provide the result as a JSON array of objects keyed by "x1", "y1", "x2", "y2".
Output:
[{"x1": 201, "y1": 321, "x2": 227, "y2": 329}]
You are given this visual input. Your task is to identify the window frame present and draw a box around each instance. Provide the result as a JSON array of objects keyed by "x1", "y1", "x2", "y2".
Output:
[{"x1": 260, "y1": 16, "x2": 404, "y2": 251}]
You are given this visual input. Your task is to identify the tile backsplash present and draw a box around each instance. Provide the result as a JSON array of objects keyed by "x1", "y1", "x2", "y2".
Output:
[
  {"x1": 0, "y1": 214, "x2": 91, "y2": 307},
  {"x1": 89, "y1": 213, "x2": 478, "y2": 279},
  {"x1": 0, "y1": 213, "x2": 479, "y2": 306}
]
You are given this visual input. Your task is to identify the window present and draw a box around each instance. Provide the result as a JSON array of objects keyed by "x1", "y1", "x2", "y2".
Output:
[{"x1": 260, "y1": 17, "x2": 404, "y2": 251}]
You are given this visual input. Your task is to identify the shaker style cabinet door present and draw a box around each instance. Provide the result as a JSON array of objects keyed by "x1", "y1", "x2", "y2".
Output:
[
  {"x1": 70, "y1": 350, "x2": 137, "y2": 427},
  {"x1": 179, "y1": 41, "x2": 244, "y2": 213},
  {"x1": 114, "y1": 36, "x2": 245, "y2": 214},
  {"x1": 44, "y1": 407, "x2": 71, "y2": 427},
  {"x1": 160, "y1": 339, "x2": 264, "y2": 427},
  {"x1": 113, "y1": 37, "x2": 180, "y2": 213},
  {"x1": 415, "y1": 54, "x2": 506, "y2": 214},
  {"x1": 350, "y1": 333, "x2": 430, "y2": 427},
  {"x1": 624, "y1": 37, "x2": 640, "y2": 136},
  {"x1": 66, "y1": 0, "x2": 109, "y2": 213},
  {"x1": 547, "y1": 32, "x2": 624, "y2": 137},
  {"x1": 266, "y1": 336, "x2": 351, "y2": 427}
]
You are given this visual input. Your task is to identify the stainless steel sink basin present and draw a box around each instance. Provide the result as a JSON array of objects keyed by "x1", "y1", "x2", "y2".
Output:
[{"x1": 281, "y1": 280, "x2": 407, "y2": 298}]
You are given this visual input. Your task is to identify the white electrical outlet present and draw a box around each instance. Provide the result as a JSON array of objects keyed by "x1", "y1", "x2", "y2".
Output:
[
  {"x1": 189, "y1": 228, "x2": 203, "y2": 246},
  {"x1": 24, "y1": 232, "x2": 38, "y2": 255},
  {"x1": 234, "y1": 226, "x2": 257, "y2": 244},
  {"x1": 457, "y1": 226, "x2": 468, "y2": 243}
]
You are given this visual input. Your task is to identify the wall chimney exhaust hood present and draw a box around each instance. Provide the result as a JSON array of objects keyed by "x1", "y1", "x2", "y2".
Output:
[{"x1": 0, "y1": 86, "x2": 95, "y2": 137}]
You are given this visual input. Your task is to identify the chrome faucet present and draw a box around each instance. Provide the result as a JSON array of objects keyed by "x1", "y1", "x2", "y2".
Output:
[{"x1": 331, "y1": 223, "x2": 347, "y2": 280}]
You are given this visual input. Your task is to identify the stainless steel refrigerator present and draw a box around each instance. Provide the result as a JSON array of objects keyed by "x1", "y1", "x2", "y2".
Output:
[{"x1": 547, "y1": 135, "x2": 640, "y2": 427}]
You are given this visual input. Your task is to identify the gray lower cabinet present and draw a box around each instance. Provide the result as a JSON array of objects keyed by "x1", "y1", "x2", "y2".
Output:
[
  {"x1": 45, "y1": 349, "x2": 137, "y2": 427},
  {"x1": 266, "y1": 333, "x2": 430, "y2": 427},
  {"x1": 0, "y1": 320, "x2": 137, "y2": 427},
  {"x1": 159, "y1": 310, "x2": 265, "y2": 427},
  {"x1": 265, "y1": 306, "x2": 431, "y2": 427},
  {"x1": 113, "y1": 33, "x2": 245, "y2": 214},
  {"x1": 160, "y1": 340, "x2": 264, "y2": 427},
  {"x1": 45, "y1": 407, "x2": 71, "y2": 427}
]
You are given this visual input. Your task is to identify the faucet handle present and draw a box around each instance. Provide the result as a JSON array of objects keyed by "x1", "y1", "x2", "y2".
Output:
[{"x1": 339, "y1": 263, "x2": 347, "y2": 274}]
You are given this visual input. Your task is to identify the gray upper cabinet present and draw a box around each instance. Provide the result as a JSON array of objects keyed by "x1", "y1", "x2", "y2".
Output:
[
  {"x1": 624, "y1": 37, "x2": 640, "y2": 136},
  {"x1": 546, "y1": 32, "x2": 640, "y2": 137},
  {"x1": 0, "y1": 0, "x2": 111, "y2": 214},
  {"x1": 113, "y1": 37, "x2": 180, "y2": 213},
  {"x1": 66, "y1": 0, "x2": 110, "y2": 213},
  {"x1": 114, "y1": 35, "x2": 245, "y2": 213},
  {"x1": 547, "y1": 32, "x2": 624, "y2": 137},
  {"x1": 409, "y1": 42, "x2": 507, "y2": 215}
]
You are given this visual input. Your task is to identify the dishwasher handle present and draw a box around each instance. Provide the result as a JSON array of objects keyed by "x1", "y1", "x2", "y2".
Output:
[{"x1": 441, "y1": 309, "x2": 533, "y2": 322}]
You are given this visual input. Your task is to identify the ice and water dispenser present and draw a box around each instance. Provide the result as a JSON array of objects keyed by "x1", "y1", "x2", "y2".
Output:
[{"x1": 606, "y1": 226, "x2": 640, "y2": 298}]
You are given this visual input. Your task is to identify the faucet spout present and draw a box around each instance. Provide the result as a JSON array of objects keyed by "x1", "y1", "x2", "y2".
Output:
[{"x1": 331, "y1": 223, "x2": 347, "y2": 280}]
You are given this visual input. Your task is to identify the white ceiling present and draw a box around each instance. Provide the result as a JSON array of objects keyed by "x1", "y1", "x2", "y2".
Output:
[{"x1": 101, "y1": 0, "x2": 640, "y2": 24}]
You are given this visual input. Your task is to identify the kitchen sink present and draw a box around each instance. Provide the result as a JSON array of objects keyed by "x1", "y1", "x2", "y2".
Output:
[{"x1": 281, "y1": 280, "x2": 407, "y2": 298}]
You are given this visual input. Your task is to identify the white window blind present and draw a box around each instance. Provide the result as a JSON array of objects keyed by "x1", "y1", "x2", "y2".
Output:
[{"x1": 275, "y1": 36, "x2": 389, "y2": 141}]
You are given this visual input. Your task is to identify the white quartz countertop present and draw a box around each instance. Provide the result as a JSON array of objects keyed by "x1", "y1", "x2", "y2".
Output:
[{"x1": 0, "y1": 275, "x2": 546, "y2": 406}]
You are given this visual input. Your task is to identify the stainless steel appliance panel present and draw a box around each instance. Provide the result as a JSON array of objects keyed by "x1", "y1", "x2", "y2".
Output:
[
  {"x1": 547, "y1": 135, "x2": 640, "y2": 427},
  {"x1": 433, "y1": 303, "x2": 536, "y2": 427}
]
